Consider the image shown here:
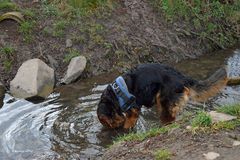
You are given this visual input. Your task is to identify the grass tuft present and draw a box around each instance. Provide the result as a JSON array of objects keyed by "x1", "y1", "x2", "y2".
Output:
[
  {"x1": 19, "y1": 21, "x2": 35, "y2": 42},
  {"x1": 64, "y1": 49, "x2": 80, "y2": 63},
  {"x1": 217, "y1": 104, "x2": 240, "y2": 117},
  {"x1": 0, "y1": 0, "x2": 18, "y2": 11},
  {"x1": 114, "y1": 123, "x2": 179, "y2": 143},
  {"x1": 154, "y1": 149, "x2": 171, "y2": 160},
  {"x1": 191, "y1": 111, "x2": 212, "y2": 128}
]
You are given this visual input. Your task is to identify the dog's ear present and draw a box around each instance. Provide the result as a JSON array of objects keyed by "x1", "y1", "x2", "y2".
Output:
[{"x1": 183, "y1": 86, "x2": 190, "y2": 96}]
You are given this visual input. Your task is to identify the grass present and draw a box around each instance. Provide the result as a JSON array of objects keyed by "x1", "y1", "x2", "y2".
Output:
[
  {"x1": 114, "y1": 123, "x2": 179, "y2": 143},
  {"x1": 190, "y1": 105, "x2": 240, "y2": 133},
  {"x1": 19, "y1": 21, "x2": 35, "y2": 42},
  {"x1": 52, "y1": 20, "x2": 68, "y2": 37},
  {"x1": 0, "y1": 0, "x2": 18, "y2": 11},
  {"x1": 217, "y1": 104, "x2": 240, "y2": 117},
  {"x1": 212, "y1": 119, "x2": 240, "y2": 130},
  {"x1": 154, "y1": 149, "x2": 171, "y2": 160},
  {"x1": 151, "y1": 0, "x2": 240, "y2": 48},
  {"x1": 0, "y1": 45, "x2": 15, "y2": 72},
  {"x1": 191, "y1": 111, "x2": 212, "y2": 128},
  {"x1": 0, "y1": 45, "x2": 15, "y2": 56},
  {"x1": 64, "y1": 49, "x2": 80, "y2": 63}
]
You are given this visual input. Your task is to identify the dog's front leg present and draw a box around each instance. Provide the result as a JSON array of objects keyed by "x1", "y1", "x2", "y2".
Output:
[{"x1": 123, "y1": 108, "x2": 140, "y2": 129}]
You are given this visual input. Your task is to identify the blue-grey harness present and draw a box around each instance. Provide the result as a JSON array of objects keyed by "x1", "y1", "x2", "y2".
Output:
[{"x1": 110, "y1": 76, "x2": 137, "y2": 112}]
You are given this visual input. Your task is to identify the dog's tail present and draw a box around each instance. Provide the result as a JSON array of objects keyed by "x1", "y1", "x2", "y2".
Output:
[{"x1": 189, "y1": 67, "x2": 228, "y2": 102}]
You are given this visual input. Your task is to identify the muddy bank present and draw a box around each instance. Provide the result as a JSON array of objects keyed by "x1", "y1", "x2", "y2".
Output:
[
  {"x1": 103, "y1": 125, "x2": 240, "y2": 160},
  {"x1": 0, "y1": 0, "x2": 238, "y2": 88}
]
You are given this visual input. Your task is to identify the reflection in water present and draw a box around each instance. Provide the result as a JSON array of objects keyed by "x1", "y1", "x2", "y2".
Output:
[{"x1": 0, "y1": 48, "x2": 239, "y2": 159}]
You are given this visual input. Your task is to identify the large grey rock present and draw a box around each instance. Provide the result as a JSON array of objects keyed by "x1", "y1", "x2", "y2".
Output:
[
  {"x1": 62, "y1": 56, "x2": 87, "y2": 84},
  {"x1": 10, "y1": 59, "x2": 55, "y2": 99},
  {"x1": 0, "y1": 82, "x2": 5, "y2": 107}
]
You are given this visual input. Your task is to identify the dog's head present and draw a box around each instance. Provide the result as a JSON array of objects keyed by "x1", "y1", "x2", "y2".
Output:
[
  {"x1": 159, "y1": 85, "x2": 190, "y2": 124},
  {"x1": 97, "y1": 86, "x2": 125, "y2": 128}
]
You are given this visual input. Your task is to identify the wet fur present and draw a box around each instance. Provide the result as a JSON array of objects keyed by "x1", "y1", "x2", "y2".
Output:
[{"x1": 97, "y1": 63, "x2": 228, "y2": 129}]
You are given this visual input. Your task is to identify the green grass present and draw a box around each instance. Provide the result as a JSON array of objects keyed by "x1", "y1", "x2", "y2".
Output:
[
  {"x1": 0, "y1": 0, "x2": 18, "y2": 11},
  {"x1": 19, "y1": 21, "x2": 35, "y2": 42},
  {"x1": 191, "y1": 111, "x2": 212, "y2": 128},
  {"x1": 217, "y1": 104, "x2": 240, "y2": 117},
  {"x1": 21, "y1": 9, "x2": 36, "y2": 19},
  {"x1": 151, "y1": 0, "x2": 240, "y2": 48},
  {"x1": 212, "y1": 119, "x2": 240, "y2": 130},
  {"x1": 64, "y1": 49, "x2": 80, "y2": 63},
  {"x1": 114, "y1": 123, "x2": 179, "y2": 143},
  {"x1": 0, "y1": 45, "x2": 15, "y2": 56},
  {"x1": 0, "y1": 45, "x2": 15, "y2": 72},
  {"x1": 154, "y1": 149, "x2": 171, "y2": 160},
  {"x1": 3, "y1": 59, "x2": 13, "y2": 72},
  {"x1": 68, "y1": 0, "x2": 113, "y2": 15},
  {"x1": 52, "y1": 20, "x2": 68, "y2": 37}
]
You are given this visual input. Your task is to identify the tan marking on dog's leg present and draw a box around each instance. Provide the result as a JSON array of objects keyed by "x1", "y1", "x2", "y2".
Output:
[{"x1": 155, "y1": 91, "x2": 162, "y2": 114}]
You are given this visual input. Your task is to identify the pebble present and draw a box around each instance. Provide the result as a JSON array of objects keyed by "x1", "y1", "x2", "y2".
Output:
[
  {"x1": 233, "y1": 140, "x2": 240, "y2": 146},
  {"x1": 203, "y1": 152, "x2": 220, "y2": 160},
  {"x1": 66, "y1": 39, "x2": 73, "y2": 48}
]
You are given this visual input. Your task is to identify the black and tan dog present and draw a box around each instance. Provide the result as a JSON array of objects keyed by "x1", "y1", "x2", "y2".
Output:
[{"x1": 97, "y1": 63, "x2": 228, "y2": 129}]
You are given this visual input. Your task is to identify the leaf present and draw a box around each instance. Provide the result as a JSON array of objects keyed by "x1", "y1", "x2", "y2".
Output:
[{"x1": 0, "y1": 12, "x2": 24, "y2": 24}]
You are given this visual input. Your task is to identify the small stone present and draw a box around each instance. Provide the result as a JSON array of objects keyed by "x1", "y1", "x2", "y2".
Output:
[
  {"x1": 62, "y1": 56, "x2": 87, "y2": 84},
  {"x1": 186, "y1": 125, "x2": 192, "y2": 130},
  {"x1": 233, "y1": 140, "x2": 240, "y2": 146},
  {"x1": 203, "y1": 152, "x2": 220, "y2": 160},
  {"x1": 66, "y1": 39, "x2": 73, "y2": 48},
  {"x1": 209, "y1": 111, "x2": 237, "y2": 123}
]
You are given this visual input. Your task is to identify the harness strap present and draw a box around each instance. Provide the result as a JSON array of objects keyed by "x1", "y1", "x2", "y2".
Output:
[{"x1": 110, "y1": 76, "x2": 137, "y2": 112}]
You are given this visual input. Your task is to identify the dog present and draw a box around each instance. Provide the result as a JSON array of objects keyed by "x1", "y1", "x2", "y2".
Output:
[{"x1": 97, "y1": 63, "x2": 228, "y2": 129}]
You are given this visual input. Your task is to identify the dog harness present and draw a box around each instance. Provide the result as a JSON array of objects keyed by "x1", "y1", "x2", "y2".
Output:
[{"x1": 110, "y1": 76, "x2": 137, "y2": 112}]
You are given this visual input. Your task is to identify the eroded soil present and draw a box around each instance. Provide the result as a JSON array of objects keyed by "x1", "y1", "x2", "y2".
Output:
[
  {"x1": 0, "y1": 0, "x2": 226, "y2": 88},
  {"x1": 103, "y1": 125, "x2": 240, "y2": 160}
]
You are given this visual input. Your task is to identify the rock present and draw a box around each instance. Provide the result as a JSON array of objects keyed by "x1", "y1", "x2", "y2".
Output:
[
  {"x1": 62, "y1": 56, "x2": 87, "y2": 84},
  {"x1": 209, "y1": 111, "x2": 237, "y2": 123},
  {"x1": 233, "y1": 140, "x2": 240, "y2": 146},
  {"x1": 186, "y1": 125, "x2": 192, "y2": 130},
  {"x1": 10, "y1": 59, "x2": 55, "y2": 99},
  {"x1": 203, "y1": 152, "x2": 220, "y2": 160},
  {"x1": 66, "y1": 39, "x2": 73, "y2": 48},
  {"x1": 0, "y1": 82, "x2": 5, "y2": 107}
]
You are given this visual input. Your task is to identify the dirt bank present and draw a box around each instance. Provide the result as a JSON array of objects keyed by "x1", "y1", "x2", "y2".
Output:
[
  {"x1": 1, "y1": 0, "x2": 238, "y2": 88},
  {"x1": 103, "y1": 125, "x2": 240, "y2": 160}
]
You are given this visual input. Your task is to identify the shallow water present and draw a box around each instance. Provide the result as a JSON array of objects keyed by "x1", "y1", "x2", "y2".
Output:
[{"x1": 0, "y1": 48, "x2": 240, "y2": 159}]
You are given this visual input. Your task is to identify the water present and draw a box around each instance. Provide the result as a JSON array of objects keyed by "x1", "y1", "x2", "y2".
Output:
[{"x1": 0, "y1": 48, "x2": 240, "y2": 159}]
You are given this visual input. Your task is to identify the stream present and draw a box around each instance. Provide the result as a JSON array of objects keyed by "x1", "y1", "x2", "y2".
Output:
[{"x1": 0, "y1": 48, "x2": 240, "y2": 160}]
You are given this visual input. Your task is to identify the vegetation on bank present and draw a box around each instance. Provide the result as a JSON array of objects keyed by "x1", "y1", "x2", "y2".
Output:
[
  {"x1": 114, "y1": 123, "x2": 180, "y2": 143},
  {"x1": 0, "y1": 0, "x2": 239, "y2": 77},
  {"x1": 115, "y1": 104, "x2": 240, "y2": 144},
  {"x1": 151, "y1": 0, "x2": 240, "y2": 49},
  {"x1": 154, "y1": 149, "x2": 172, "y2": 160}
]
